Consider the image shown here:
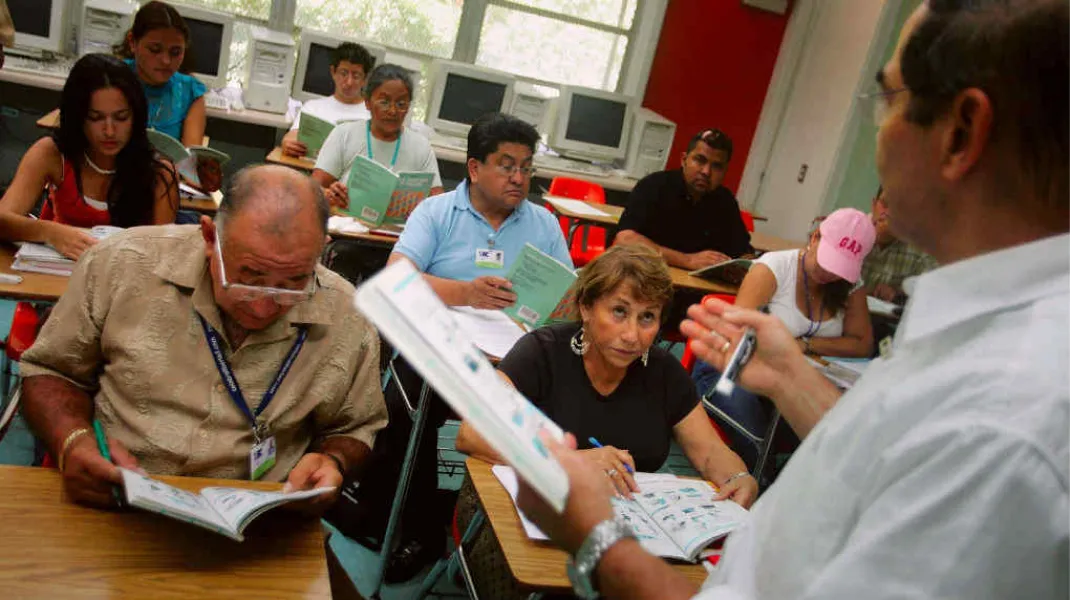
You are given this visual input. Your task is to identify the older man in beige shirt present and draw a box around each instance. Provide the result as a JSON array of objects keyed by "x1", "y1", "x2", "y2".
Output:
[{"x1": 21, "y1": 165, "x2": 387, "y2": 511}]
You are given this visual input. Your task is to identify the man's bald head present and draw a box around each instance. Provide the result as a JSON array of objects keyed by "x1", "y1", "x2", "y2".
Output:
[{"x1": 217, "y1": 165, "x2": 330, "y2": 238}]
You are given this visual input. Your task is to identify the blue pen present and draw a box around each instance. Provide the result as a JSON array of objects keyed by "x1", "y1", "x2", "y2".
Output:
[{"x1": 587, "y1": 437, "x2": 635, "y2": 474}]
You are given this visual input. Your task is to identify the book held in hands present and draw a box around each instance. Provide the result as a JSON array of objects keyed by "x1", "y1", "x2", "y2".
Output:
[
  {"x1": 502, "y1": 243, "x2": 578, "y2": 328},
  {"x1": 146, "y1": 129, "x2": 230, "y2": 191},
  {"x1": 345, "y1": 155, "x2": 433, "y2": 227}
]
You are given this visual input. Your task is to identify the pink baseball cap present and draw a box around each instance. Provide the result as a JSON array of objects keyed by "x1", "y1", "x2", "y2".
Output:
[{"x1": 816, "y1": 208, "x2": 876, "y2": 283}]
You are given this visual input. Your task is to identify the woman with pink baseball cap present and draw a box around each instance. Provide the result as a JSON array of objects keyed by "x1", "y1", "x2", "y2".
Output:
[{"x1": 692, "y1": 208, "x2": 875, "y2": 470}]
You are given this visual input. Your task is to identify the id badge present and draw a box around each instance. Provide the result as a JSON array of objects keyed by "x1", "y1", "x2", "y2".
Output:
[
  {"x1": 249, "y1": 435, "x2": 277, "y2": 480},
  {"x1": 475, "y1": 248, "x2": 504, "y2": 269}
]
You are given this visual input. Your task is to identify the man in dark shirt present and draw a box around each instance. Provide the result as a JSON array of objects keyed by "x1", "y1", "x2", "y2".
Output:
[{"x1": 614, "y1": 128, "x2": 753, "y2": 270}]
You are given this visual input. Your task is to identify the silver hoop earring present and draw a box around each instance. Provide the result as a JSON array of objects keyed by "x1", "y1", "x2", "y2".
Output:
[
  {"x1": 641, "y1": 348, "x2": 649, "y2": 367},
  {"x1": 570, "y1": 326, "x2": 589, "y2": 356}
]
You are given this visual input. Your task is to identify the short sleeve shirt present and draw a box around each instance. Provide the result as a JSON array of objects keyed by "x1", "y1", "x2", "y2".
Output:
[
  {"x1": 498, "y1": 322, "x2": 698, "y2": 472},
  {"x1": 126, "y1": 59, "x2": 207, "y2": 140},
  {"x1": 393, "y1": 180, "x2": 573, "y2": 281},
  {"x1": 315, "y1": 120, "x2": 442, "y2": 188},
  {"x1": 616, "y1": 169, "x2": 753, "y2": 257}
]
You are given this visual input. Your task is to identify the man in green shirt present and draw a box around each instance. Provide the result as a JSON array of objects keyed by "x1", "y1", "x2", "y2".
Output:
[{"x1": 862, "y1": 187, "x2": 937, "y2": 303}]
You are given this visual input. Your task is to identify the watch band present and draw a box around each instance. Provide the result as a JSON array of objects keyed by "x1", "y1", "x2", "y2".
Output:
[{"x1": 567, "y1": 518, "x2": 636, "y2": 599}]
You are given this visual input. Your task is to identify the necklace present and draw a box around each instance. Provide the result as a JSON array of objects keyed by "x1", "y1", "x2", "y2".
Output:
[
  {"x1": 84, "y1": 153, "x2": 116, "y2": 176},
  {"x1": 799, "y1": 251, "x2": 823, "y2": 339}
]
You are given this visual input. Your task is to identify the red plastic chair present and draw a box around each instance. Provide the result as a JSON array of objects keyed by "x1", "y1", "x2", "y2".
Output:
[
  {"x1": 548, "y1": 177, "x2": 608, "y2": 267},
  {"x1": 739, "y1": 210, "x2": 756, "y2": 233},
  {"x1": 0, "y1": 302, "x2": 41, "y2": 448}
]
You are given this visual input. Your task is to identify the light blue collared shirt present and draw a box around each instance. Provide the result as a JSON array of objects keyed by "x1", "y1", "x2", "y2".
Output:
[{"x1": 394, "y1": 180, "x2": 572, "y2": 281}]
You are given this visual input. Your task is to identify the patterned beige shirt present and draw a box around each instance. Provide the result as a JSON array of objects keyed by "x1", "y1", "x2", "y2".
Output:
[{"x1": 21, "y1": 225, "x2": 387, "y2": 482}]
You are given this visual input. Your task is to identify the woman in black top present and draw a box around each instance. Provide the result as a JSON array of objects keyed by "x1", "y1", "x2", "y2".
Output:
[{"x1": 457, "y1": 244, "x2": 757, "y2": 506}]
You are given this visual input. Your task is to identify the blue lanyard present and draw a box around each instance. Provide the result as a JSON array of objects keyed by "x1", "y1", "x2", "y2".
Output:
[
  {"x1": 366, "y1": 121, "x2": 401, "y2": 169},
  {"x1": 800, "y1": 252, "x2": 823, "y2": 339},
  {"x1": 198, "y1": 315, "x2": 307, "y2": 440}
]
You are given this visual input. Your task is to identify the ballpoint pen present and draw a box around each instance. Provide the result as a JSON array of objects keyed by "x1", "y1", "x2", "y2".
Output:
[{"x1": 587, "y1": 437, "x2": 635, "y2": 475}]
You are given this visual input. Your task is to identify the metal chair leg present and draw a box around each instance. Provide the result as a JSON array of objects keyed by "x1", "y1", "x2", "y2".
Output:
[
  {"x1": 414, "y1": 509, "x2": 485, "y2": 599},
  {"x1": 367, "y1": 381, "x2": 432, "y2": 599},
  {"x1": 753, "y1": 410, "x2": 781, "y2": 482}
]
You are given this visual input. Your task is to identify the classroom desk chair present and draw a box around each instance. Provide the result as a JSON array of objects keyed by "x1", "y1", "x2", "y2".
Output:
[{"x1": 548, "y1": 176, "x2": 608, "y2": 267}]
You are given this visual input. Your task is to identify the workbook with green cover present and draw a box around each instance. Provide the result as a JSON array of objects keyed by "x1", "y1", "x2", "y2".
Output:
[
  {"x1": 688, "y1": 258, "x2": 754, "y2": 286},
  {"x1": 296, "y1": 112, "x2": 335, "y2": 159},
  {"x1": 345, "y1": 154, "x2": 433, "y2": 226},
  {"x1": 146, "y1": 128, "x2": 230, "y2": 190},
  {"x1": 503, "y1": 243, "x2": 578, "y2": 328}
]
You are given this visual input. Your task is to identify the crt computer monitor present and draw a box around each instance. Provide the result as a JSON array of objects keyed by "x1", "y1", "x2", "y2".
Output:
[
  {"x1": 292, "y1": 30, "x2": 386, "y2": 103},
  {"x1": 172, "y1": 4, "x2": 232, "y2": 89},
  {"x1": 8, "y1": 0, "x2": 68, "y2": 55},
  {"x1": 549, "y1": 86, "x2": 633, "y2": 162},
  {"x1": 426, "y1": 60, "x2": 515, "y2": 137}
]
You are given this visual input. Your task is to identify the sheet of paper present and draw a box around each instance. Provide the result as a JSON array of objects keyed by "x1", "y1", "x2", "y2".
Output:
[
  {"x1": 449, "y1": 307, "x2": 526, "y2": 359},
  {"x1": 866, "y1": 295, "x2": 900, "y2": 317},
  {"x1": 543, "y1": 195, "x2": 609, "y2": 218},
  {"x1": 492, "y1": 465, "x2": 549, "y2": 540},
  {"x1": 179, "y1": 181, "x2": 209, "y2": 199},
  {"x1": 327, "y1": 215, "x2": 371, "y2": 235}
]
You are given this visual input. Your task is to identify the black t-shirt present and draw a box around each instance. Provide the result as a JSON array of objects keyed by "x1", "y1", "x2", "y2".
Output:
[
  {"x1": 498, "y1": 322, "x2": 699, "y2": 472},
  {"x1": 616, "y1": 169, "x2": 753, "y2": 257}
]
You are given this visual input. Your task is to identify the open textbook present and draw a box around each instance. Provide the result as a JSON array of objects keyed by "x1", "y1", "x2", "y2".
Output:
[
  {"x1": 345, "y1": 155, "x2": 434, "y2": 226},
  {"x1": 502, "y1": 243, "x2": 577, "y2": 328},
  {"x1": 688, "y1": 258, "x2": 753, "y2": 287},
  {"x1": 146, "y1": 129, "x2": 230, "y2": 190},
  {"x1": 11, "y1": 225, "x2": 122, "y2": 276},
  {"x1": 119, "y1": 469, "x2": 334, "y2": 542},
  {"x1": 493, "y1": 465, "x2": 748, "y2": 563},
  {"x1": 354, "y1": 260, "x2": 570, "y2": 511}
]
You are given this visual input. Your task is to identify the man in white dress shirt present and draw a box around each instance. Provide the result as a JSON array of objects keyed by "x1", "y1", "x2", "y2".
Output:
[{"x1": 513, "y1": 1, "x2": 1069, "y2": 599}]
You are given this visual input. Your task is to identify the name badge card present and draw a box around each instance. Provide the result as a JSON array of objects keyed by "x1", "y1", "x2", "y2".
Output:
[
  {"x1": 475, "y1": 248, "x2": 505, "y2": 269},
  {"x1": 250, "y1": 436, "x2": 277, "y2": 480}
]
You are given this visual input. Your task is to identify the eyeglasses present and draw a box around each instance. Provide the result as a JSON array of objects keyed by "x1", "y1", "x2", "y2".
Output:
[
  {"x1": 858, "y1": 87, "x2": 907, "y2": 125},
  {"x1": 372, "y1": 98, "x2": 411, "y2": 112},
  {"x1": 335, "y1": 69, "x2": 364, "y2": 81},
  {"x1": 493, "y1": 163, "x2": 537, "y2": 179},
  {"x1": 214, "y1": 235, "x2": 316, "y2": 306}
]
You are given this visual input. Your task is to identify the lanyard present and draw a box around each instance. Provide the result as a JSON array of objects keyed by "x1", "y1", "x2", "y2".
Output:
[
  {"x1": 366, "y1": 121, "x2": 402, "y2": 169},
  {"x1": 198, "y1": 315, "x2": 308, "y2": 441},
  {"x1": 800, "y1": 252, "x2": 823, "y2": 339}
]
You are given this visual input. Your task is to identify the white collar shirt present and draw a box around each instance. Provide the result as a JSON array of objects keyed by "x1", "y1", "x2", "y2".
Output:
[{"x1": 695, "y1": 233, "x2": 1069, "y2": 600}]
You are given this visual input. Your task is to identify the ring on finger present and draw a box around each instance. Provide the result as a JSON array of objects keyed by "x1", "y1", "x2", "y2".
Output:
[
  {"x1": 605, "y1": 468, "x2": 618, "y2": 478},
  {"x1": 721, "y1": 340, "x2": 731, "y2": 352}
]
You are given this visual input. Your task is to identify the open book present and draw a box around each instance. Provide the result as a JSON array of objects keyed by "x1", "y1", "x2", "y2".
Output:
[
  {"x1": 345, "y1": 155, "x2": 434, "y2": 226},
  {"x1": 502, "y1": 243, "x2": 577, "y2": 328},
  {"x1": 120, "y1": 469, "x2": 334, "y2": 542},
  {"x1": 493, "y1": 465, "x2": 748, "y2": 562},
  {"x1": 805, "y1": 356, "x2": 871, "y2": 389},
  {"x1": 296, "y1": 112, "x2": 336, "y2": 159},
  {"x1": 12, "y1": 225, "x2": 122, "y2": 276},
  {"x1": 354, "y1": 260, "x2": 570, "y2": 511},
  {"x1": 688, "y1": 258, "x2": 753, "y2": 287},
  {"x1": 146, "y1": 129, "x2": 230, "y2": 190}
]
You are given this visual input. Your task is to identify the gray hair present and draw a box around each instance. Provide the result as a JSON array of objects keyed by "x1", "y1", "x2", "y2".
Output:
[
  {"x1": 216, "y1": 165, "x2": 329, "y2": 235},
  {"x1": 362, "y1": 63, "x2": 415, "y2": 99}
]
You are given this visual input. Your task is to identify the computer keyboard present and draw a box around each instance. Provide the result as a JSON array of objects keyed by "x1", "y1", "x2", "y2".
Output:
[
  {"x1": 535, "y1": 154, "x2": 611, "y2": 177},
  {"x1": 430, "y1": 133, "x2": 467, "y2": 152},
  {"x1": 203, "y1": 91, "x2": 230, "y2": 111},
  {"x1": 5, "y1": 54, "x2": 74, "y2": 79}
]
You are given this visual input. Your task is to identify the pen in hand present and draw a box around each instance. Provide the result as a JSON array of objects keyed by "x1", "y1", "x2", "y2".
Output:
[
  {"x1": 587, "y1": 437, "x2": 635, "y2": 475},
  {"x1": 93, "y1": 419, "x2": 125, "y2": 508}
]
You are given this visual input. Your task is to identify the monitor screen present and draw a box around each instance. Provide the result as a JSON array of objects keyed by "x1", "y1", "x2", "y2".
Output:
[
  {"x1": 438, "y1": 73, "x2": 507, "y2": 126},
  {"x1": 302, "y1": 42, "x2": 337, "y2": 97},
  {"x1": 8, "y1": 0, "x2": 53, "y2": 38},
  {"x1": 185, "y1": 18, "x2": 224, "y2": 77},
  {"x1": 565, "y1": 94, "x2": 628, "y2": 148}
]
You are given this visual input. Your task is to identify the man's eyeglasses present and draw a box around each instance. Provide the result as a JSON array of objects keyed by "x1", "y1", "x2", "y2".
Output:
[
  {"x1": 858, "y1": 87, "x2": 907, "y2": 125},
  {"x1": 214, "y1": 235, "x2": 316, "y2": 306},
  {"x1": 373, "y1": 99, "x2": 411, "y2": 112},
  {"x1": 335, "y1": 69, "x2": 364, "y2": 81},
  {"x1": 493, "y1": 163, "x2": 537, "y2": 178}
]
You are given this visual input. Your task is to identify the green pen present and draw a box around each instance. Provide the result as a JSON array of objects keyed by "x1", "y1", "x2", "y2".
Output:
[{"x1": 93, "y1": 419, "x2": 125, "y2": 508}]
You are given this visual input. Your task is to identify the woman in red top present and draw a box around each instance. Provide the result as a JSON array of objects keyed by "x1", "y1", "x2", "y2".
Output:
[{"x1": 0, "y1": 53, "x2": 179, "y2": 259}]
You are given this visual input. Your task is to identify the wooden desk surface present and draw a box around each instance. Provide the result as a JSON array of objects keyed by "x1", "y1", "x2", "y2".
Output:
[
  {"x1": 0, "y1": 465, "x2": 330, "y2": 599},
  {"x1": 0, "y1": 245, "x2": 68, "y2": 302},
  {"x1": 467, "y1": 457, "x2": 708, "y2": 592},
  {"x1": 181, "y1": 196, "x2": 219, "y2": 214},
  {"x1": 36, "y1": 107, "x2": 60, "y2": 129},
  {"x1": 750, "y1": 231, "x2": 803, "y2": 253},
  {"x1": 669, "y1": 266, "x2": 739, "y2": 295},
  {"x1": 546, "y1": 199, "x2": 624, "y2": 227},
  {"x1": 267, "y1": 147, "x2": 317, "y2": 171}
]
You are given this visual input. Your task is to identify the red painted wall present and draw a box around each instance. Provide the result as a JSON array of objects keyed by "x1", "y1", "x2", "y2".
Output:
[{"x1": 643, "y1": 1, "x2": 791, "y2": 193}]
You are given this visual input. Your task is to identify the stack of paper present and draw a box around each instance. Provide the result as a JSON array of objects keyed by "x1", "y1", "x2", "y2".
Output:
[
  {"x1": 11, "y1": 226, "x2": 122, "y2": 276},
  {"x1": 449, "y1": 307, "x2": 527, "y2": 359}
]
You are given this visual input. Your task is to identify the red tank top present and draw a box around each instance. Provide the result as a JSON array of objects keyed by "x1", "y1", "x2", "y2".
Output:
[{"x1": 41, "y1": 156, "x2": 111, "y2": 228}]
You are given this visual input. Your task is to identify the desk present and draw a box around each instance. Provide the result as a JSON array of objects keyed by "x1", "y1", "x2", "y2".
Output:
[
  {"x1": 0, "y1": 246, "x2": 68, "y2": 302},
  {"x1": 466, "y1": 457, "x2": 709, "y2": 593},
  {"x1": 669, "y1": 267, "x2": 739, "y2": 295},
  {"x1": 546, "y1": 199, "x2": 624, "y2": 228},
  {"x1": 750, "y1": 231, "x2": 802, "y2": 253},
  {"x1": 0, "y1": 465, "x2": 332, "y2": 599},
  {"x1": 267, "y1": 146, "x2": 317, "y2": 171},
  {"x1": 181, "y1": 196, "x2": 219, "y2": 214}
]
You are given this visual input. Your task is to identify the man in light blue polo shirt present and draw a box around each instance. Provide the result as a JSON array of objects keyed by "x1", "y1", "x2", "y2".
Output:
[
  {"x1": 390, "y1": 112, "x2": 571, "y2": 307},
  {"x1": 344, "y1": 113, "x2": 571, "y2": 582}
]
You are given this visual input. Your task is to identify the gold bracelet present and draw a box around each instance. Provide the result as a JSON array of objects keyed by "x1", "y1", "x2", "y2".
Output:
[
  {"x1": 721, "y1": 471, "x2": 751, "y2": 487},
  {"x1": 58, "y1": 427, "x2": 92, "y2": 473}
]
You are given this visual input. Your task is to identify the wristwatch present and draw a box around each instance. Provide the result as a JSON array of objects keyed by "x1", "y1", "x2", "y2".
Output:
[{"x1": 567, "y1": 518, "x2": 636, "y2": 599}]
